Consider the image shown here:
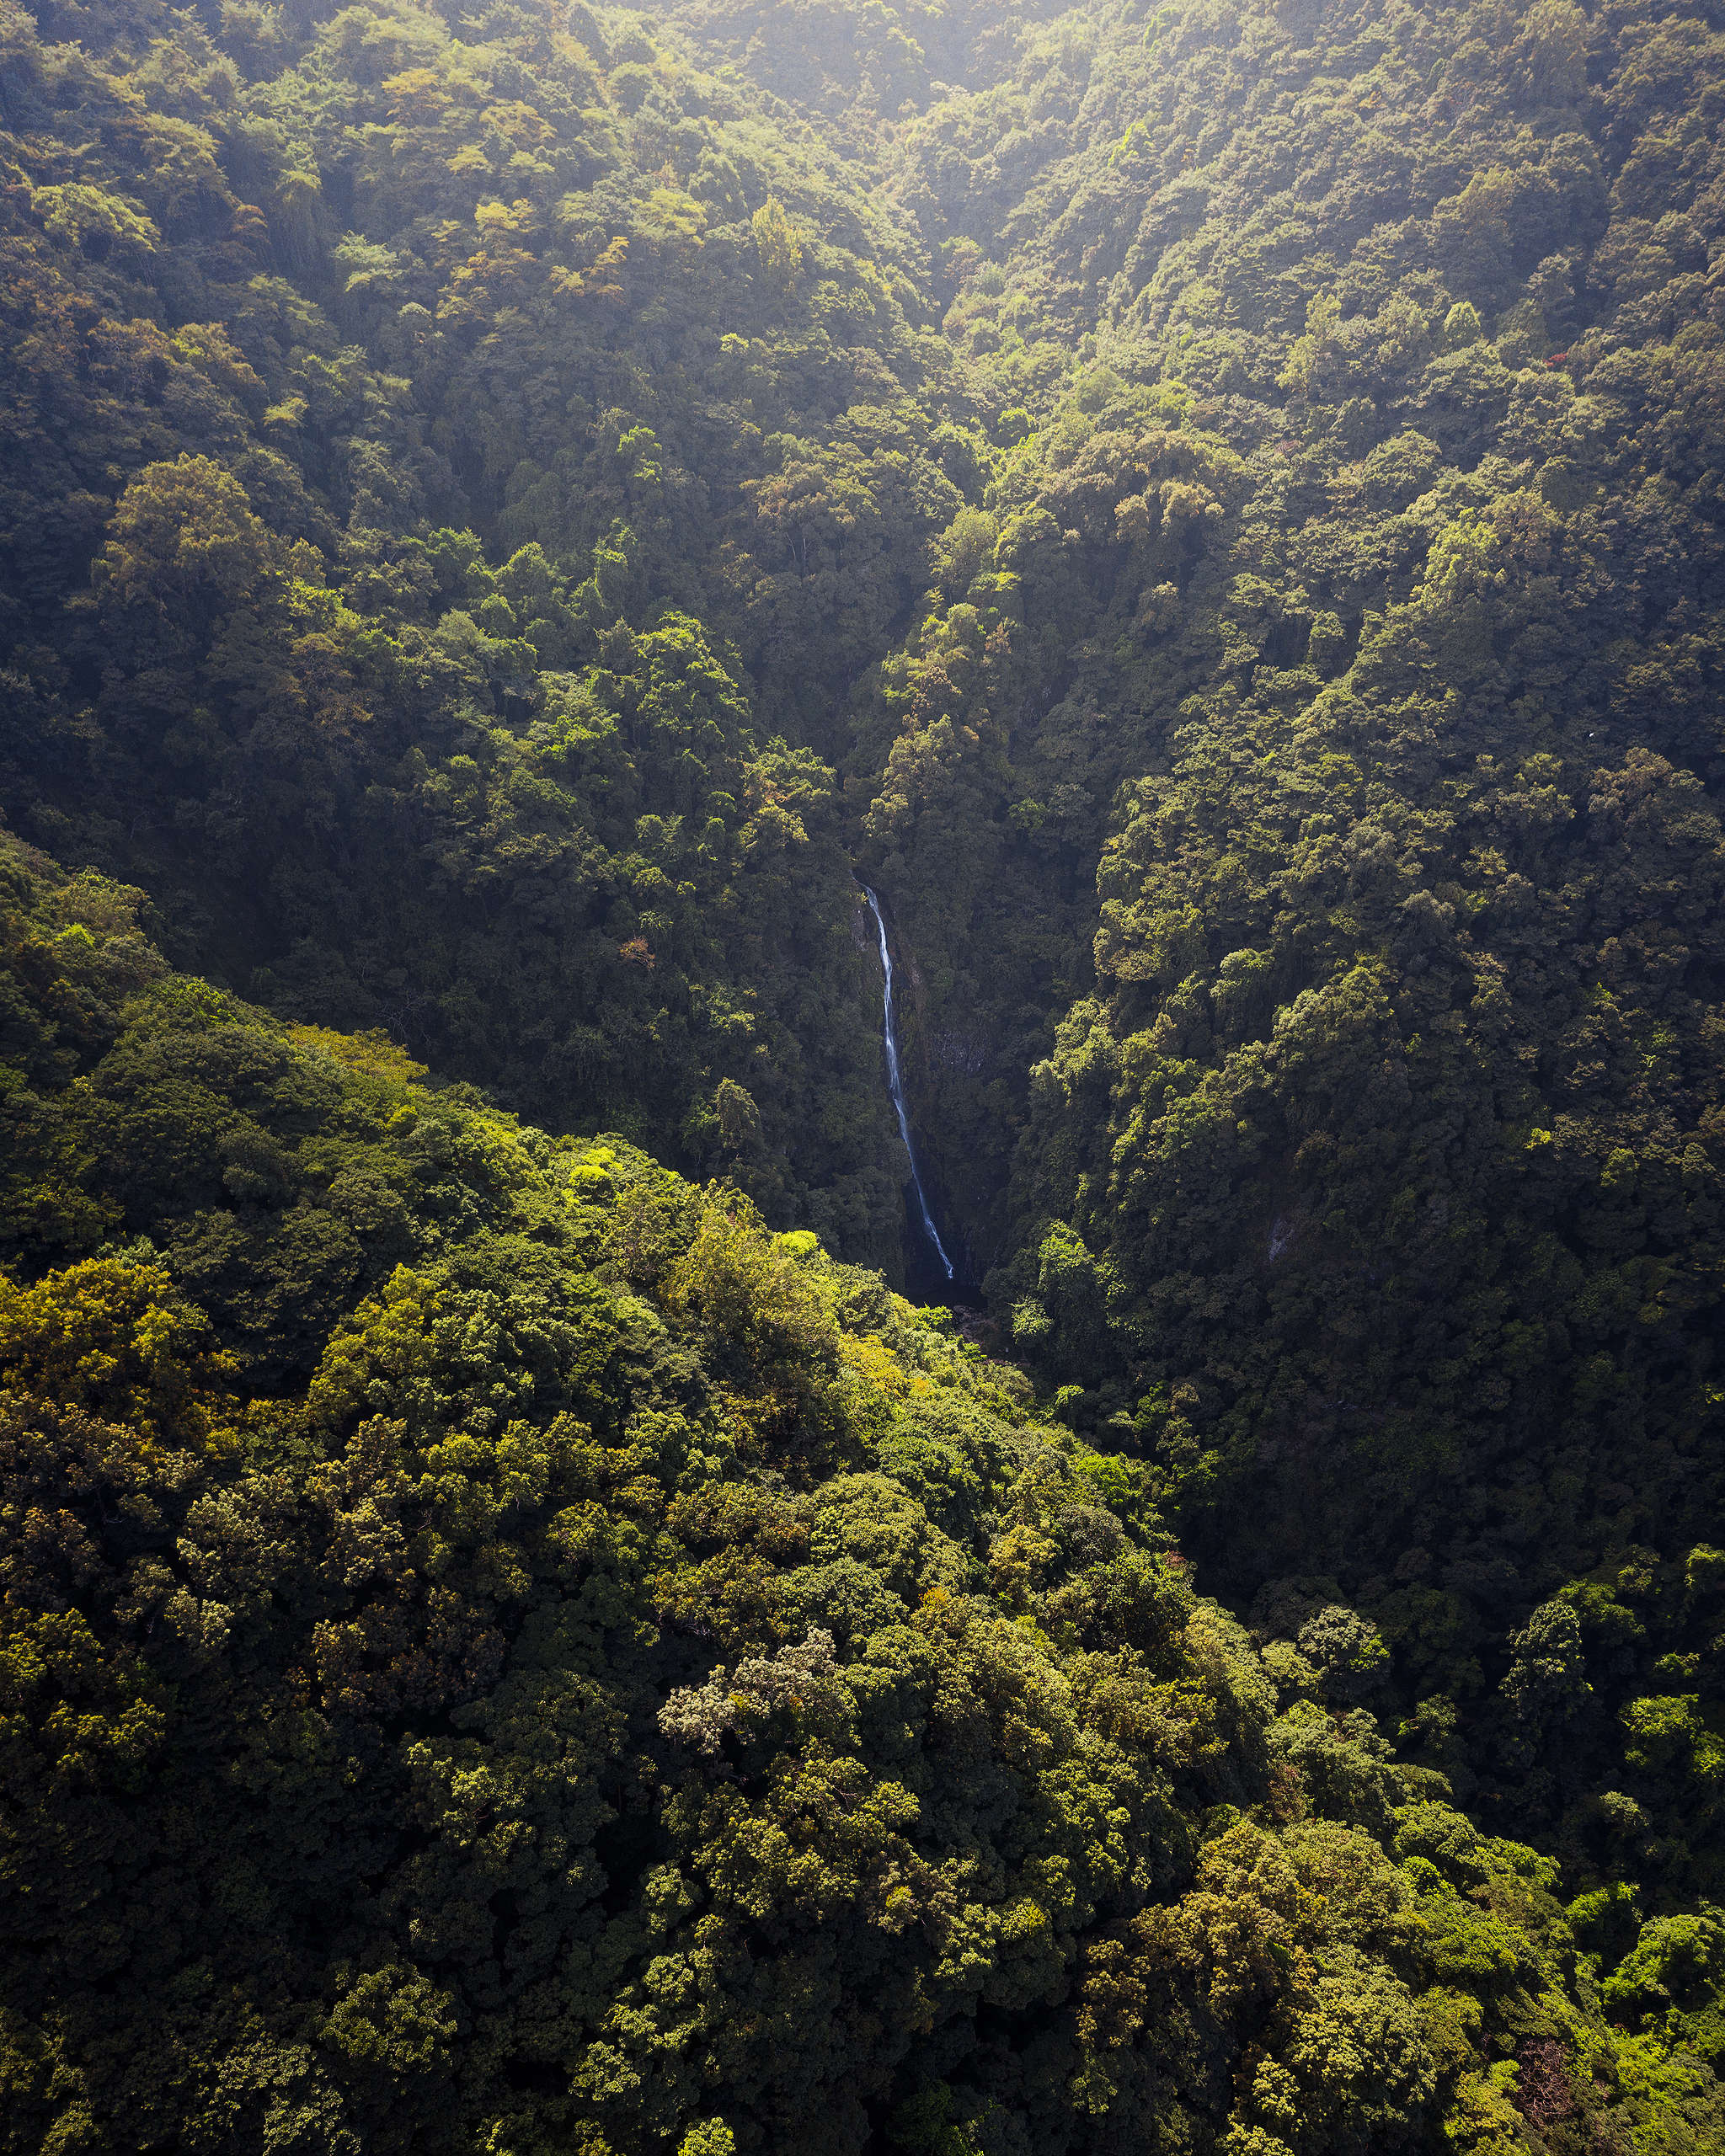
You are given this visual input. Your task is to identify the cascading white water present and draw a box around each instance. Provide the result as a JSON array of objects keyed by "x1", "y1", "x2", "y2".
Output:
[{"x1": 863, "y1": 888, "x2": 954, "y2": 1282}]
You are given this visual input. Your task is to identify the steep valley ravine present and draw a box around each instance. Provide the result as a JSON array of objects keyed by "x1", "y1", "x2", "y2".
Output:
[{"x1": 3, "y1": 2, "x2": 1725, "y2": 2152}]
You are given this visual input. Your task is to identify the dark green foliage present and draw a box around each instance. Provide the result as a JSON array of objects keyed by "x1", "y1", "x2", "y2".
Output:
[
  {"x1": 9, "y1": 838, "x2": 1708, "y2": 2156},
  {"x1": 771, "y1": 0, "x2": 1725, "y2": 1944},
  {"x1": 5, "y1": 0, "x2": 1725, "y2": 2145},
  {"x1": 0, "y1": 0, "x2": 969, "y2": 1264}
]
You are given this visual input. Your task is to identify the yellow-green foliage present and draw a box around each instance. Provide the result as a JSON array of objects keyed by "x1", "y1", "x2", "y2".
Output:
[{"x1": 2, "y1": 839, "x2": 1714, "y2": 2155}]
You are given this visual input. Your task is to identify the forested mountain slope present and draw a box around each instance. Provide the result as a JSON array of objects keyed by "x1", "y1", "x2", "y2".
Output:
[
  {"x1": 2, "y1": 833, "x2": 1721, "y2": 2156},
  {"x1": 682, "y1": 0, "x2": 1725, "y2": 1910},
  {"x1": 0, "y1": 0, "x2": 985, "y2": 1266},
  {"x1": 4, "y1": 0, "x2": 1725, "y2": 2148}
]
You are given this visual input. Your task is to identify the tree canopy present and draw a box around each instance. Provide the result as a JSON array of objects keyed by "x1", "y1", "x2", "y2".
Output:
[{"x1": 3, "y1": 0, "x2": 1725, "y2": 2148}]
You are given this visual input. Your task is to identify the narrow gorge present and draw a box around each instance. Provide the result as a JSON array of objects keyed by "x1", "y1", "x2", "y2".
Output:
[{"x1": 863, "y1": 885, "x2": 962, "y2": 1298}]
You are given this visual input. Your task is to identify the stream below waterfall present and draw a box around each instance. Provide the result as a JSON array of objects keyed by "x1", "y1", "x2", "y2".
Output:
[{"x1": 862, "y1": 888, "x2": 961, "y2": 1295}]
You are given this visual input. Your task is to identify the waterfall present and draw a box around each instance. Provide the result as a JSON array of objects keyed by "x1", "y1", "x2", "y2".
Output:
[{"x1": 863, "y1": 889, "x2": 954, "y2": 1283}]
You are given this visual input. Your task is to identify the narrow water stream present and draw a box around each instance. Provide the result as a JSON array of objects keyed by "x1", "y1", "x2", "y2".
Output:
[{"x1": 862, "y1": 888, "x2": 954, "y2": 1284}]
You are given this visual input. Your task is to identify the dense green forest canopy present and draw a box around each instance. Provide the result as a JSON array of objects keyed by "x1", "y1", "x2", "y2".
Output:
[
  {"x1": 3, "y1": 834, "x2": 1722, "y2": 2156},
  {"x1": 3, "y1": 0, "x2": 1725, "y2": 2148}
]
